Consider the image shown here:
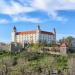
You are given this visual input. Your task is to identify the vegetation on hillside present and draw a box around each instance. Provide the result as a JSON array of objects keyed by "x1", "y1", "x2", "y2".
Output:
[{"x1": 0, "y1": 49, "x2": 69, "y2": 75}]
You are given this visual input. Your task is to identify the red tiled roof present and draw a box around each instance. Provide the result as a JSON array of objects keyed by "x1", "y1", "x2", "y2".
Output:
[
  {"x1": 16, "y1": 30, "x2": 36, "y2": 35},
  {"x1": 41, "y1": 31, "x2": 54, "y2": 35},
  {"x1": 60, "y1": 43, "x2": 67, "y2": 47},
  {"x1": 16, "y1": 30, "x2": 54, "y2": 35}
]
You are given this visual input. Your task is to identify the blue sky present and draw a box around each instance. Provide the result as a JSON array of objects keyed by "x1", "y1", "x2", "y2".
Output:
[{"x1": 0, "y1": 0, "x2": 75, "y2": 43}]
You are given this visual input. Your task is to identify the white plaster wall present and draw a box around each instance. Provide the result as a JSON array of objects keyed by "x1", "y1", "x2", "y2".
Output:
[{"x1": 11, "y1": 32, "x2": 16, "y2": 42}]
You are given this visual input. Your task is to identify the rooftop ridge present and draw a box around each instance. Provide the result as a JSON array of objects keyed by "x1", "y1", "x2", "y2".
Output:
[{"x1": 16, "y1": 30, "x2": 54, "y2": 35}]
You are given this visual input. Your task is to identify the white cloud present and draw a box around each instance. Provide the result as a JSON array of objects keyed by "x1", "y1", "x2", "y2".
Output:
[
  {"x1": 12, "y1": 15, "x2": 41, "y2": 23},
  {"x1": 52, "y1": 16, "x2": 68, "y2": 22},
  {"x1": 0, "y1": 0, "x2": 42, "y2": 23},
  {"x1": 31, "y1": 0, "x2": 47, "y2": 11},
  {"x1": 0, "y1": 0, "x2": 75, "y2": 22},
  {"x1": 31, "y1": 0, "x2": 75, "y2": 21},
  {"x1": 0, "y1": 19, "x2": 9, "y2": 24},
  {"x1": 0, "y1": 0, "x2": 35, "y2": 15},
  {"x1": 1, "y1": 0, "x2": 75, "y2": 15}
]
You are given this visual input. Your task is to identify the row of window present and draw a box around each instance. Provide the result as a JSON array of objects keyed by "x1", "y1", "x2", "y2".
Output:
[
  {"x1": 16, "y1": 34, "x2": 38, "y2": 39},
  {"x1": 16, "y1": 34, "x2": 55, "y2": 43}
]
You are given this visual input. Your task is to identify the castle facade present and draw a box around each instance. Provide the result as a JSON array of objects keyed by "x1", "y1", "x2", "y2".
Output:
[{"x1": 11, "y1": 25, "x2": 56, "y2": 45}]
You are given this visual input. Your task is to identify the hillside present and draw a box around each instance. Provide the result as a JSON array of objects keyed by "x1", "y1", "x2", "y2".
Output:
[{"x1": 0, "y1": 50, "x2": 71, "y2": 75}]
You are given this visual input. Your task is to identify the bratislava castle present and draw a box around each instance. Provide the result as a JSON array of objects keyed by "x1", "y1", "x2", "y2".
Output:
[{"x1": 11, "y1": 25, "x2": 56, "y2": 44}]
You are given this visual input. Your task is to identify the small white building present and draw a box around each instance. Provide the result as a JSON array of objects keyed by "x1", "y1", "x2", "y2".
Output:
[
  {"x1": 60, "y1": 42, "x2": 68, "y2": 55},
  {"x1": 11, "y1": 25, "x2": 56, "y2": 46}
]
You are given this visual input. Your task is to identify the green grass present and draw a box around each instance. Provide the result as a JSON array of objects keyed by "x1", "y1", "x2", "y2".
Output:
[{"x1": 0, "y1": 50, "x2": 69, "y2": 75}]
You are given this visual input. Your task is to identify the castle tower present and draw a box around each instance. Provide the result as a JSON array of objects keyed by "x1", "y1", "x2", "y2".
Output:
[
  {"x1": 37, "y1": 24, "x2": 41, "y2": 31},
  {"x1": 36, "y1": 25, "x2": 41, "y2": 43},
  {"x1": 53, "y1": 28, "x2": 56, "y2": 43},
  {"x1": 11, "y1": 26, "x2": 16, "y2": 42}
]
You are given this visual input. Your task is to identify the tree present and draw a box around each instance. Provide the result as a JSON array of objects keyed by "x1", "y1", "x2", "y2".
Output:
[
  {"x1": 59, "y1": 36, "x2": 75, "y2": 47},
  {"x1": 65, "y1": 36, "x2": 75, "y2": 46}
]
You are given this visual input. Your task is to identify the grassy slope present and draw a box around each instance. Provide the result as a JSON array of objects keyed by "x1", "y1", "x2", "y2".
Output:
[{"x1": 0, "y1": 50, "x2": 69, "y2": 75}]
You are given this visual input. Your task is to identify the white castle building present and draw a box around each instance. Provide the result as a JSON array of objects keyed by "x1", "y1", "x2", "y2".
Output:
[
  {"x1": 11, "y1": 25, "x2": 56, "y2": 45},
  {"x1": 11, "y1": 26, "x2": 68, "y2": 55}
]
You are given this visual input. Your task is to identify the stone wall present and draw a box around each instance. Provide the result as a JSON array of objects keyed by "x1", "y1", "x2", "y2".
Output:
[
  {"x1": 9, "y1": 42, "x2": 22, "y2": 53},
  {"x1": 41, "y1": 46, "x2": 67, "y2": 55},
  {"x1": 0, "y1": 43, "x2": 10, "y2": 51}
]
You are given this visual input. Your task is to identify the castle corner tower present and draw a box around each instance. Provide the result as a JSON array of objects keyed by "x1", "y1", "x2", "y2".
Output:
[
  {"x1": 11, "y1": 26, "x2": 16, "y2": 42},
  {"x1": 37, "y1": 24, "x2": 41, "y2": 31},
  {"x1": 53, "y1": 28, "x2": 56, "y2": 43}
]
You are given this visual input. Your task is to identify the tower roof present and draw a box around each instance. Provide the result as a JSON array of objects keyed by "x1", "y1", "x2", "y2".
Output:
[
  {"x1": 13, "y1": 26, "x2": 16, "y2": 30},
  {"x1": 16, "y1": 30, "x2": 54, "y2": 35},
  {"x1": 53, "y1": 28, "x2": 56, "y2": 33},
  {"x1": 37, "y1": 24, "x2": 41, "y2": 30}
]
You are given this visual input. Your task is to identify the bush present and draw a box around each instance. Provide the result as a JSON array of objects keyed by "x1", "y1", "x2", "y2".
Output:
[
  {"x1": 56, "y1": 56, "x2": 68, "y2": 70},
  {"x1": 12, "y1": 56, "x2": 18, "y2": 66}
]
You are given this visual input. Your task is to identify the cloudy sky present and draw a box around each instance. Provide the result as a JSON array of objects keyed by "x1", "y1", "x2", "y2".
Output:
[{"x1": 0, "y1": 0, "x2": 75, "y2": 43}]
